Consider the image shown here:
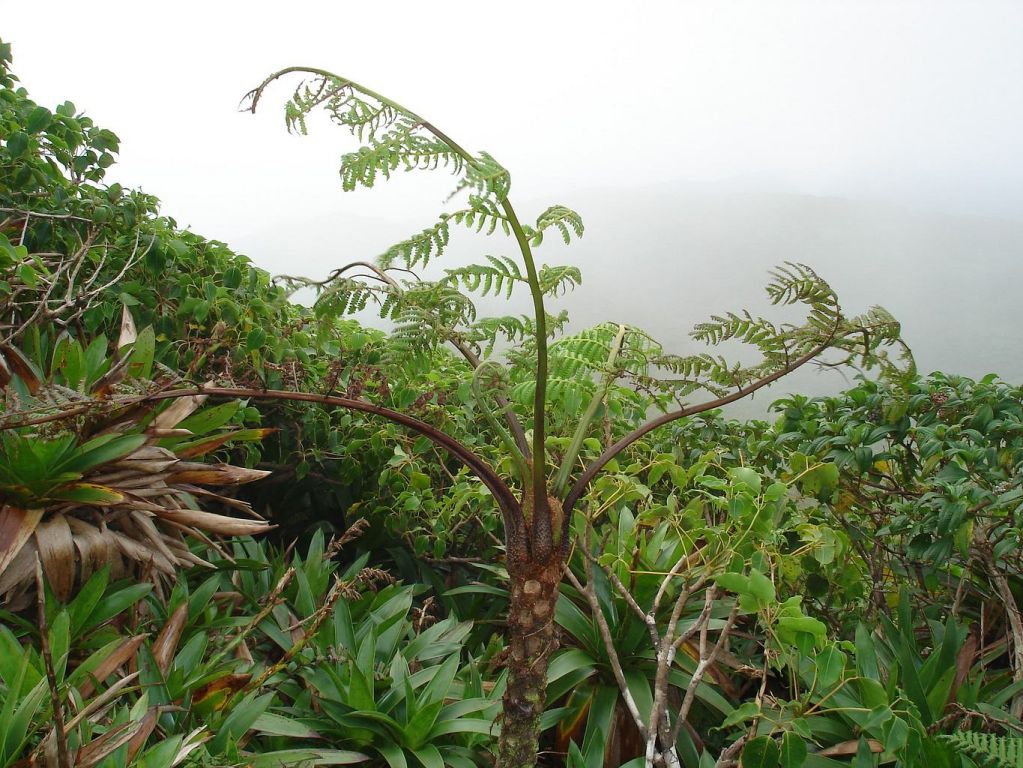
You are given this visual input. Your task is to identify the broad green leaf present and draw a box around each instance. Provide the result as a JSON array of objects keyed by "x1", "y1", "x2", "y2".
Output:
[{"x1": 743, "y1": 736, "x2": 780, "y2": 768}]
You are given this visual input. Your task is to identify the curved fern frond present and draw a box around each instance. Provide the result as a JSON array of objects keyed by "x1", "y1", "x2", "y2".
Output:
[
  {"x1": 693, "y1": 311, "x2": 781, "y2": 349},
  {"x1": 449, "y1": 195, "x2": 509, "y2": 236},
  {"x1": 312, "y1": 278, "x2": 393, "y2": 319},
  {"x1": 340, "y1": 132, "x2": 464, "y2": 191},
  {"x1": 529, "y1": 205, "x2": 585, "y2": 246},
  {"x1": 538, "y1": 265, "x2": 582, "y2": 297},
  {"x1": 459, "y1": 151, "x2": 512, "y2": 199},
  {"x1": 468, "y1": 315, "x2": 531, "y2": 356},
  {"x1": 378, "y1": 217, "x2": 451, "y2": 270},
  {"x1": 766, "y1": 262, "x2": 837, "y2": 308},
  {"x1": 444, "y1": 255, "x2": 524, "y2": 299}
]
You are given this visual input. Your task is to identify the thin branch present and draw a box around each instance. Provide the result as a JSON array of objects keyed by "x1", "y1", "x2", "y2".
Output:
[
  {"x1": 674, "y1": 602, "x2": 740, "y2": 740},
  {"x1": 564, "y1": 563, "x2": 647, "y2": 736}
]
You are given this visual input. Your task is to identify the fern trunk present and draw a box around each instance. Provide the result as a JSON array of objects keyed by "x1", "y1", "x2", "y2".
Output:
[{"x1": 497, "y1": 554, "x2": 562, "y2": 768}]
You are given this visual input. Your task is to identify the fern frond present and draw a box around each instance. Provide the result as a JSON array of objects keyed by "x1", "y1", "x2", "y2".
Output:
[
  {"x1": 312, "y1": 278, "x2": 393, "y2": 318},
  {"x1": 693, "y1": 311, "x2": 779, "y2": 348},
  {"x1": 449, "y1": 195, "x2": 509, "y2": 236},
  {"x1": 444, "y1": 255, "x2": 524, "y2": 298},
  {"x1": 385, "y1": 283, "x2": 476, "y2": 363},
  {"x1": 538, "y1": 265, "x2": 582, "y2": 297},
  {"x1": 451, "y1": 151, "x2": 512, "y2": 200},
  {"x1": 766, "y1": 262, "x2": 838, "y2": 312},
  {"x1": 511, "y1": 376, "x2": 597, "y2": 414},
  {"x1": 466, "y1": 315, "x2": 528, "y2": 357},
  {"x1": 530, "y1": 205, "x2": 585, "y2": 246},
  {"x1": 941, "y1": 732, "x2": 1023, "y2": 768},
  {"x1": 340, "y1": 131, "x2": 464, "y2": 191},
  {"x1": 378, "y1": 217, "x2": 451, "y2": 270}
]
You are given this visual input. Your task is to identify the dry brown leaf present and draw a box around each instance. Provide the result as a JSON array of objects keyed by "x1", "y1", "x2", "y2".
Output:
[
  {"x1": 122, "y1": 445, "x2": 178, "y2": 463},
  {"x1": 192, "y1": 673, "x2": 252, "y2": 711},
  {"x1": 144, "y1": 428, "x2": 193, "y2": 438},
  {"x1": 150, "y1": 394, "x2": 207, "y2": 431},
  {"x1": 0, "y1": 345, "x2": 40, "y2": 393},
  {"x1": 235, "y1": 639, "x2": 253, "y2": 664},
  {"x1": 128, "y1": 511, "x2": 180, "y2": 568},
  {"x1": 0, "y1": 506, "x2": 43, "y2": 576},
  {"x1": 66, "y1": 517, "x2": 113, "y2": 584},
  {"x1": 109, "y1": 529, "x2": 176, "y2": 575},
  {"x1": 174, "y1": 428, "x2": 276, "y2": 459},
  {"x1": 0, "y1": 353, "x2": 11, "y2": 388},
  {"x1": 76, "y1": 720, "x2": 145, "y2": 768},
  {"x1": 153, "y1": 603, "x2": 189, "y2": 676},
  {"x1": 152, "y1": 509, "x2": 272, "y2": 537},
  {"x1": 118, "y1": 305, "x2": 138, "y2": 349},
  {"x1": 77, "y1": 634, "x2": 148, "y2": 698},
  {"x1": 124, "y1": 707, "x2": 159, "y2": 764},
  {"x1": 65, "y1": 672, "x2": 140, "y2": 732},
  {"x1": 34, "y1": 515, "x2": 75, "y2": 601},
  {"x1": 165, "y1": 464, "x2": 271, "y2": 487},
  {"x1": 819, "y1": 739, "x2": 884, "y2": 757},
  {"x1": 0, "y1": 543, "x2": 36, "y2": 604},
  {"x1": 90, "y1": 355, "x2": 131, "y2": 397},
  {"x1": 184, "y1": 487, "x2": 263, "y2": 517}
]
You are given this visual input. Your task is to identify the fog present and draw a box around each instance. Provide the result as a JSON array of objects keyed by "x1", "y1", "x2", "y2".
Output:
[{"x1": 3, "y1": 0, "x2": 1021, "y2": 409}]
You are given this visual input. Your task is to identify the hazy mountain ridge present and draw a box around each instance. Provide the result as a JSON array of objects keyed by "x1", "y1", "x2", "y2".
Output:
[{"x1": 238, "y1": 185, "x2": 1023, "y2": 413}]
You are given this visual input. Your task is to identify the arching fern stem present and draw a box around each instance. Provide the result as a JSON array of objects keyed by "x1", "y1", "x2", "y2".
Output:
[
  {"x1": 141, "y1": 386, "x2": 525, "y2": 547},
  {"x1": 247, "y1": 67, "x2": 551, "y2": 514}
]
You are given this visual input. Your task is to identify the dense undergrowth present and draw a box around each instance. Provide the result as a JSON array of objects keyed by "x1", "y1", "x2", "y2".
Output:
[{"x1": 3, "y1": 40, "x2": 1023, "y2": 768}]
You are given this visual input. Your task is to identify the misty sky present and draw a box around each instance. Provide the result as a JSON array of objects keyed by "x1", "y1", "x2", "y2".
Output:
[{"x1": 3, "y1": 1, "x2": 1022, "y2": 396}]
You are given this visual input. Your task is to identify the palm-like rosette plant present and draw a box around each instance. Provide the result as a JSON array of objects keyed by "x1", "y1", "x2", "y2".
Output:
[{"x1": 0, "y1": 316, "x2": 273, "y2": 609}]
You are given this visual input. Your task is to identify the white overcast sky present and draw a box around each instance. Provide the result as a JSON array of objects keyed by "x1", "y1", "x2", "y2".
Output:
[
  {"x1": 5, "y1": 1, "x2": 1023, "y2": 227},
  {"x1": 3, "y1": 0, "x2": 1023, "y2": 389}
]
